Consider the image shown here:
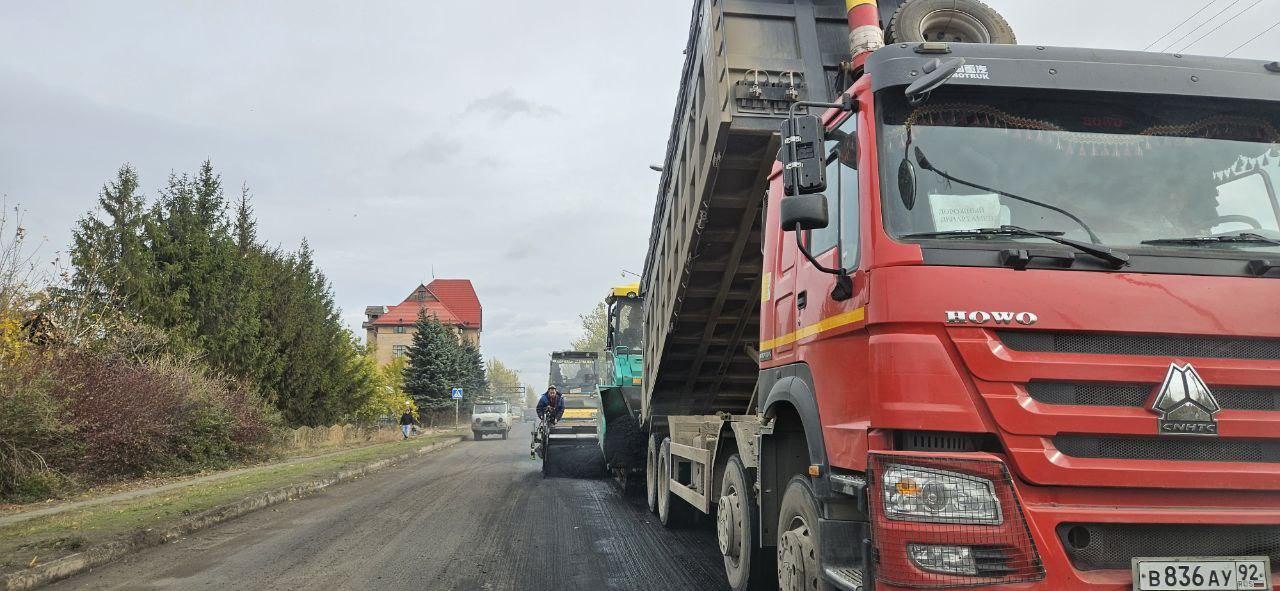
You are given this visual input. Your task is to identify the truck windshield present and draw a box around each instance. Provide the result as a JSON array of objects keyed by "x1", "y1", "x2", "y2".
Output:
[
  {"x1": 562, "y1": 395, "x2": 598, "y2": 409},
  {"x1": 472, "y1": 404, "x2": 506, "y2": 414},
  {"x1": 612, "y1": 299, "x2": 643, "y2": 351},
  {"x1": 550, "y1": 359, "x2": 600, "y2": 390},
  {"x1": 878, "y1": 88, "x2": 1280, "y2": 260}
]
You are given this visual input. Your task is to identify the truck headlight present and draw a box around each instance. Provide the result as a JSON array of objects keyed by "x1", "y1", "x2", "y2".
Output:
[
  {"x1": 473, "y1": 417, "x2": 481, "y2": 424},
  {"x1": 881, "y1": 464, "x2": 1001, "y2": 525},
  {"x1": 907, "y1": 544, "x2": 977, "y2": 576}
]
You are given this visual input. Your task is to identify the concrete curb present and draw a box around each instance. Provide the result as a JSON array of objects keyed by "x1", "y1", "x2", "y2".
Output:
[{"x1": 1, "y1": 436, "x2": 463, "y2": 591}]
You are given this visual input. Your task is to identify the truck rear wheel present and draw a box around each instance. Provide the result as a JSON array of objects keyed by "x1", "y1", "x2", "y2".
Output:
[
  {"x1": 886, "y1": 0, "x2": 1016, "y2": 45},
  {"x1": 656, "y1": 437, "x2": 696, "y2": 528},
  {"x1": 776, "y1": 477, "x2": 834, "y2": 591},
  {"x1": 646, "y1": 435, "x2": 659, "y2": 513},
  {"x1": 719, "y1": 454, "x2": 776, "y2": 591}
]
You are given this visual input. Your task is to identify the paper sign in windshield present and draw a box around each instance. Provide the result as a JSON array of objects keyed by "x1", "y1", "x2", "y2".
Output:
[{"x1": 929, "y1": 194, "x2": 1005, "y2": 231}]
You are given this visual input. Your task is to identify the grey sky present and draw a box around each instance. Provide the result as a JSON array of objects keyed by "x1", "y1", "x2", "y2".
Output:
[{"x1": 2, "y1": 1, "x2": 1277, "y2": 389}]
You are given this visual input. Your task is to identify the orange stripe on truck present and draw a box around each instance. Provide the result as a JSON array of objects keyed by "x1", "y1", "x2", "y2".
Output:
[{"x1": 760, "y1": 307, "x2": 866, "y2": 351}]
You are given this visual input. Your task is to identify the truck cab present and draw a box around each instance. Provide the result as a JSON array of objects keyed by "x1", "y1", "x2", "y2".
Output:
[{"x1": 760, "y1": 42, "x2": 1280, "y2": 590}]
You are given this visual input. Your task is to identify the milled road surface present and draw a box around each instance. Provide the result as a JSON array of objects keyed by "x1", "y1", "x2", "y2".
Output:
[{"x1": 47, "y1": 430, "x2": 730, "y2": 591}]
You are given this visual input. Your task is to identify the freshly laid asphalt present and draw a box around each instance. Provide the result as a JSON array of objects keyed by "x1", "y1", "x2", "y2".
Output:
[{"x1": 47, "y1": 429, "x2": 730, "y2": 591}]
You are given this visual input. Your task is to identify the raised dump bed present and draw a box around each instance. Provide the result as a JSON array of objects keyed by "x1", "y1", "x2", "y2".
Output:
[{"x1": 641, "y1": 0, "x2": 851, "y2": 421}]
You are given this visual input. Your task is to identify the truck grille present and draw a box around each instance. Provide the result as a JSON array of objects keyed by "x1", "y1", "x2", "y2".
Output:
[
  {"x1": 1058, "y1": 523, "x2": 1280, "y2": 571},
  {"x1": 1028, "y1": 382, "x2": 1280, "y2": 410},
  {"x1": 997, "y1": 331, "x2": 1280, "y2": 361},
  {"x1": 1054, "y1": 435, "x2": 1280, "y2": 463},
  {"x1": 1027, "y1": 382, "x2": 1149, "y2": 406}
]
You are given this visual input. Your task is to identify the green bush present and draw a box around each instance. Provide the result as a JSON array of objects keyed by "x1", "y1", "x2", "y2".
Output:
[{"x1": 0, "y1": 361, "x2": 75, "y2": 502}]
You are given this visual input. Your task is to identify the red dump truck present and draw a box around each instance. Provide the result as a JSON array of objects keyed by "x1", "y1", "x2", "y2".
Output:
[{"x1": 617, "y1": 0, "x2": 1280, "y2": 590}]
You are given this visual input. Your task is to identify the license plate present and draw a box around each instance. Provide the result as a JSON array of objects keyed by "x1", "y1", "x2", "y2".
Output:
[{"x1": 1133, "y1": 557, "x2": 1271, "y2": 590}]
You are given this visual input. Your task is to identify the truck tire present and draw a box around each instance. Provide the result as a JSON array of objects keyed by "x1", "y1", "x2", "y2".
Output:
[
  {"x1": 886, "y1": 0, "x2": 1016, "y2": 45},
  {"x1": 501, "y1": 430, "x2": 508, "y2": 440},
  {"x1": 472, "y1": 431, "x2": 481, "y2": 441},
  {"x1": 646, "y1": 435, "x2": 660, "y2": 514},
  {"x1": 719, "y1": 454, "x2": 776, "y2": 591},
  {"x1": 657, "y1": 437, "x2": 696, "y2": 528},
  {"x1": 776, "y1": 477, "x2": 835, "y2": 591}
]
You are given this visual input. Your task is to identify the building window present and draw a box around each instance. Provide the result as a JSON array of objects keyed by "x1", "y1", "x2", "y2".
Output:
[
  {"x1": 394, "y1": 326, "x2": 407, "y2": 334},
  {"x1": 392, "y1": 345, "x2": 407, "y2": 357}
]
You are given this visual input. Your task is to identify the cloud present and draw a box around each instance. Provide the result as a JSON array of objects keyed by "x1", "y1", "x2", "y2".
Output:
[
  {"x1": 462, "y1": 89, "x2": 561, "y2": 122},
  {"x1": 392, "y1": 133, "x2": 458, "y2": 170}
]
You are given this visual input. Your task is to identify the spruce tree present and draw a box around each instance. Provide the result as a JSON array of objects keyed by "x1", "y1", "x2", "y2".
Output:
[
  {"x1": 403, "y1": 310, "x2": 458, "y2": 412},
  {"x1": 212, "y1": 188, "x2": 266, "y2": 384},
  {"x1": 67, "y1": 162, "x2": 381, "y2": 427},
  {"x1": 70, "y1": 164, "x2": 153, "y2": 307},
  {"x1": 456, "y1": 341, "x2": 487, "y2": 408}
]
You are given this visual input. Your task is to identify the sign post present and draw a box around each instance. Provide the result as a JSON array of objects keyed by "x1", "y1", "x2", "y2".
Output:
[{"x1": 451, "y1": 387, "x2": 464, "y2": 428}]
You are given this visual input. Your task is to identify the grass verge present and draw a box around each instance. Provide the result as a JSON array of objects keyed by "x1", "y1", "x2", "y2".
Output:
[{"x1": 0, "y1": 431, "x2": 460, "y2": 571}]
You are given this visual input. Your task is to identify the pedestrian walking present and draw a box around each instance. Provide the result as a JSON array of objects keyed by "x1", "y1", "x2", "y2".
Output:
[{"x1": 399, "y1": 409, "x2": 418, "y2": 439}]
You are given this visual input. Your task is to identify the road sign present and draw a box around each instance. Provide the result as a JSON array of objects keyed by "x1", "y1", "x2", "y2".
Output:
[{"x1": 451, "y1": 388, "x2": 464, "y2": 400}]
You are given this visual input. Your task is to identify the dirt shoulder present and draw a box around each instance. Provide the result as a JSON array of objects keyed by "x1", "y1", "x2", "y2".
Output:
[{"x1": 0, "y1": 430, "x2": 462, "y2": 585}]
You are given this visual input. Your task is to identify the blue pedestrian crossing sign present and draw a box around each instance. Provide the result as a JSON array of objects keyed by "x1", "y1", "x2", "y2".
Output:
[{"x1": 451, "y1": 388, "x2": 464, "y2": 400}]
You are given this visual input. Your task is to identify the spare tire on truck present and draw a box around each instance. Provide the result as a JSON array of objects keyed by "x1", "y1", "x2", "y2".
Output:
[{"x1": 886, "y1": 0, "x2": 1016, "y2": 45}]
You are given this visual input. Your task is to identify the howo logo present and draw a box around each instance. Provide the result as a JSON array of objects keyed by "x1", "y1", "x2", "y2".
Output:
[
  {"x1": 945, "y1": 311, "x2": 1039, "y2": 326},
  {"x1": 1152, "y1": 363, "x2": 1220, "y2": 436}
]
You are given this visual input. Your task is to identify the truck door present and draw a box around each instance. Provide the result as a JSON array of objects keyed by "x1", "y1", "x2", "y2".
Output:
[
  {"x1": 794, "y1": 113, "x2": 867, "y2": 348},
  {"x1": 768, "y1": 180, "x2": 799, "y2": 363}
]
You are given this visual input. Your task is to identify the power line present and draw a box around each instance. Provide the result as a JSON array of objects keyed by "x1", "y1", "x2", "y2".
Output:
[
  {"x1": 1178, "y1": 0, "x2": 1266, "y2": 52},
  {"x1": 1144, "y1": 1, "x2": 1221, "y2": 50},
  {"x1": 1160, "y1": 0, "x2": 1246, "y2": 52},
  {"x1": 1226, "y1": 19, "x2": 1280, "y2": 55}
]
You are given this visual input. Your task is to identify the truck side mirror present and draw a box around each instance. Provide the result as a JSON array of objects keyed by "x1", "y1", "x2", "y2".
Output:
[
  {"x1": 781, "y1": 114, "x2": 827, "y2": 196},
  {"x1": 779, "y1": 194, "x2": 829, "y2": 232}
]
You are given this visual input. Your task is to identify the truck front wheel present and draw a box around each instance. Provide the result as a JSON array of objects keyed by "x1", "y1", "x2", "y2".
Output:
[
  {"x1": 719, "y1": 454, "x2": 776, "y2": 591},
  {"x1": 776, "y1": 477, "x2": 834, "y2": 591}
]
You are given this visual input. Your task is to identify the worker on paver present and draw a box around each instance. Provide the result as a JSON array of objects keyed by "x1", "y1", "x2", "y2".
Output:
[
  {"x1": 530, "y1": 386, "x2": 565, "y2": 459},
  {"x1": 536, "y1": 386, "x2": 565, "y2": 423}
]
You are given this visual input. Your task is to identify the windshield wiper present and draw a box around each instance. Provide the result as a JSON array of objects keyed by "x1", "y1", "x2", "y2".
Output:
[
  {"x1": 1141, "y1": 232, "x2": 1280, "y2": 247},
  {"x1": 913, "y1": 147, "x2": 1106, "y2": 245},
  {"x1": 903, "y1": 225, "x2": 1130, "y2": 269}
]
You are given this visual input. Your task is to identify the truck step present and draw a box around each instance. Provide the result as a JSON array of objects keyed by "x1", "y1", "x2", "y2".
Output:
[{"x1": 823, "y1": 566, "x2": 865, "y2": 591}]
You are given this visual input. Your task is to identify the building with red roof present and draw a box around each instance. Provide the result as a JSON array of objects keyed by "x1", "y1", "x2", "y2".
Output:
[{"x1": 364, "y1": 279, "x2": 482, "y2": 366}]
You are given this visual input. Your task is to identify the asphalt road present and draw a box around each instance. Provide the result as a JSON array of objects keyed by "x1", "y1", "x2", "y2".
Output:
[{"x1": 47, "y1": 429, "x2": 730, "y2": 591}]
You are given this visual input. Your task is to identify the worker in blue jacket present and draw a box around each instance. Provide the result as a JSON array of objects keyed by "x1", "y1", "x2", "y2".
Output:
[
  {"x1": 531, "y1": 386, "x2": 566, "y2": 460},
  {"x1": 536, "y1": 386, "x2": 565, "y2": 423}
]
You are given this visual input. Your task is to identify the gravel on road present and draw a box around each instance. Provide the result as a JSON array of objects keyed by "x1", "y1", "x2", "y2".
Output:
[{"x1": 47, "y1": 430, "x2": 730, "y2": 591}]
